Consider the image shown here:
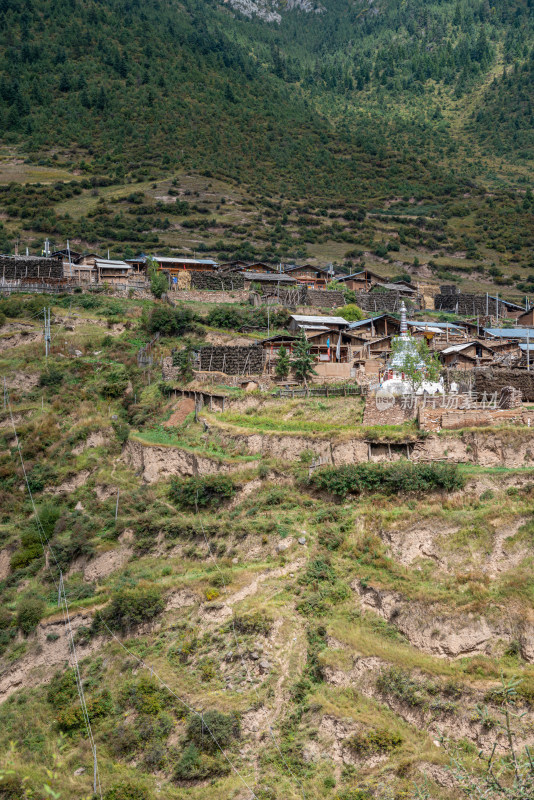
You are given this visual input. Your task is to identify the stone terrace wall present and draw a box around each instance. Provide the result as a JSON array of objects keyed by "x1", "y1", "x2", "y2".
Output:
[
  {"x1": 362, "y1": 397, "x2": 416, "y2": 426},
  {"x1": 0, "y1": 255, "x2": 63, "y2": 281},
  {"x1": 474, "y1": 367, "x2": 534, "y2": 402},
  {"x1": 419, "y1": 405, "x2": 526, "y2": 432},
  {"x1": 260, "y1": 286, "x2": 345, "y2": 309},
  {"x1": 190, "y1": 270, "x2": 244, "y2": 291},
  {"x1": 195, "y1": 344, "x2": 263, "y2": 375},
  {"x1": 170, "y1": 289, "x2": 248, "y2": 304},
  {"x1": 356, "y1": 291, "x2": 423, "y2": 313},
  {"x1": 435, "y1": 291, "x2": 512, "y2": 316}
]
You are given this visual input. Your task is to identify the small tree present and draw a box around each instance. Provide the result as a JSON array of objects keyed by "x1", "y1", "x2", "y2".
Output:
[
  {"x1": 390, "y1": 334, "x2": 440, "y2": 393},
  {"x1": 292, "y1": 333, "x2": 317, "y2": 385},
  {"x1": 173, "y1": 343, "x2": 195, "y2": 383},
  {"x1": 339, "y1": 303, "x2": 364, "y2": 322},
  {"x1": 275, "y1": 345, "x2": 290, "y2": 379},
  {"x1": 147, "y1": 257, "x2": 168, "y2": 299}
]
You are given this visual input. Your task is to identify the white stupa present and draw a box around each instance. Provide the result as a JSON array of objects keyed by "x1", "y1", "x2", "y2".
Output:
[{"x1": 379, "y1": 302, "x2": 444, "y2": 396}]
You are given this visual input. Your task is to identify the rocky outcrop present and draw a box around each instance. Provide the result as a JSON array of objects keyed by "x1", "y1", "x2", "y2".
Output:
[
  {"x1": 124, "y1": 439, "x2": 242, "y2": 483},
  {"x1": 352, "y1": 580, "x2": 533, "y2": 661},
  {"x1": 224, "y1": 0, "x2": 324, "y2": 23}
]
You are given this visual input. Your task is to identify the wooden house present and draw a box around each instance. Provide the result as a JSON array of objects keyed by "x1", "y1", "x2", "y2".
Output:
[
  {"x1": 289, "y1": 314, "x2": 349, "y2": 334},
  {"x1": 152, "y1": 256, "x2": 218, "y2": 275},
  {"x1": 94, "y1": 258, "x2": 132, "y2": 285},
  {"x1": 440, "y1": 341, "x2": 495, "y2": 370},
  {"x1": 305, "y1": 329, "x2": 350, "y2": 362},
  {"x1": 244, "y1": 272, "x2": 297, "y2": 287},
  {"x1": 347, "y1": 314, "x2": 400, "y2": 339},
  {"x1": 334, "y1": 269, "x2": 383, "y2": 292},
  {"x1": 284, "y1": 264, "x2": 332, "y2": 289},
  {"x1": 516, "y1": 308, "x2": 534, "y2": 327},
  {"x1": 124, "y1": 256, "x2": 148, "y2": 277}
]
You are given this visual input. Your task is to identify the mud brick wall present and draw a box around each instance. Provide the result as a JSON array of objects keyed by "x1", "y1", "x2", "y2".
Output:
[
  {"x1": 305, "y1": 289, "x2": 345, "y2": 308},
  {"x1": 356, "y1": 292, "x2": 423, "y2": 313},
  {"x1": 0, "y1": 255, "x2": 63, "y2": 280},
  {"x1": 419, "y1": 405, "x2": 525, "y2": 432},
  {"x1": 190, "y1": 270, "x2": 244, "y2": 290},
  {"x1": 196, "y1": 345, "x2": 263, "y2": 375},
  {"x1": 434, "y1": 292, "x2": 515, "y2": 316},
  {"x1": 474, "y1": 368, "x2": 534, "y2": 402},
  {"x1": 362, "y1": 397, "x2": 417, "y2": 426}
]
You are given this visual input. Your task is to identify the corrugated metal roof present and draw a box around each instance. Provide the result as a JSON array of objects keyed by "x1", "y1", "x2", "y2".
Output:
[
  {"x1": 244, "y1": 272, "x2": 296, "y2": 282},
  {"x1": 375, "y1": 282, "x2": 416, "y2": 292},
  {"x1": 441, "y1": 342, "x2": 478, "y2": 354},
  {"x1": 95, "y1": 259, "x2": 130, "y2": 269},
  {"x1": 407, "y1": 320, "x2": 465, "y2": 331},
  {"x1": 291, "y1": 314, "x2": 348, "y2": 325},
  {"x1": 154, "y1": 256, "x2": 217, "y2": 265},
  {"x1": 484, "y1": 328, "x2": 533, "y2": 338},
  {"x1": 519, "y1": 343, "x2": 534, "y2": 351}
]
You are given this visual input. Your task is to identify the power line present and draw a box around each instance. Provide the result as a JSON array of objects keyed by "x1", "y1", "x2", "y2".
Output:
[
  {"x1": 7, "y1": 391, "x2": 256, "y2": 800},
  {"x1": 195, "y1": 500, "x2": 307, "y2": 800},
  {"x1": 6, "y1": 393, "x2": 103, "y2": 799}
]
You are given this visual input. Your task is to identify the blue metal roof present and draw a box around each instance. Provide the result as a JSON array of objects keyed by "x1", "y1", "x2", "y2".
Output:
[{"x1": 484, "y1": 328, "x2": 534, "y2": 339}]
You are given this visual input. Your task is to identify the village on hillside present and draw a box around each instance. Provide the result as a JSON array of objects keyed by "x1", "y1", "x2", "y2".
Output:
[{"x1": 2, "y1": 249, "x2": 534, "y2": 434}]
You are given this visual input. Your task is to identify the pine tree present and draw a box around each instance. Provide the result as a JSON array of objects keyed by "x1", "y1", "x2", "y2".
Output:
[
  {"x1": 275, "y1": 345, "x2": 290, "y2": 379},
  {"x1": 292, "y1": 333, "x2": 317, "y2": 385}
]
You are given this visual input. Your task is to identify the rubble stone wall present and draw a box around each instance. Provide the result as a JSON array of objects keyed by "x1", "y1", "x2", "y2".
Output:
[
  {"x1": 195, "y1": 345, "x2": 263, "y2": 374},
  {"x1": 356, "y1": 291, "x2": 423, "y2": 313},
  {"x1": 190, "y1": 270, "x2": 244, "y2": 290},
  {"x1": 0, "y1": 255, "x2": 63, "y2": 280},
  {"x1": 474, "y1": 367, "x2": 534, "y2": 402},
  {"x1": 434, "y1": 292, "x2": 516, "y2": 316}
]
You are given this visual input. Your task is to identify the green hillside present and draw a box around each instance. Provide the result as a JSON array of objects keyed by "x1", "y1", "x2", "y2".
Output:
[{"x1": 0, "y1": 0, "x2": 532, "y2": 287}]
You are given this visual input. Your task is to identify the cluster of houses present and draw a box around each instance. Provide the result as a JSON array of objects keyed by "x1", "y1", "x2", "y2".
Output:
[{"x1": 262, "y1": 309, "x2": 529, "y2": 380}]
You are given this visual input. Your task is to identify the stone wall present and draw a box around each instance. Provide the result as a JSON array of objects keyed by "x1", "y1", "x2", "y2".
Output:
[
  {"x1": 194, "y1": 344, "x2": 263, "y2": 375},
  {"x1": 170, "y1": 289, "x2": 248, "y2": 304},
  {"x1": 259, "y1": 285, "x2": 345, "y2": 309},
  {"x1": 419, "y1": 405, "x2": 526, "y2": 432},
  {"x1": 474, "y1": 367, "x2": 534, "y2": 402},
  {"x1": 356, "y1": 291, "x2": 423, "y2": 313},
  {"x1": 434, "y1": 291, "x2": 516, "y2": 316},
  {"x1": 0, "y1": 255, "x2": 63, "y2": 281},
  {"x1": 362, "y1": 397, "x2": 417, "y2": 426},
  {"x1": 190, "y1": 270, "x2": 244, "y2": 291}
]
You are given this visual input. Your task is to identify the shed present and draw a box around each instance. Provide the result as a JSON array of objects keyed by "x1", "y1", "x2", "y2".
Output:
[
  {"x1": 288, "y1": 314, "x2": 349, "y2": 334},
  {"x1": 94, "y1": 258, "x2": 132, "y2": 285}
]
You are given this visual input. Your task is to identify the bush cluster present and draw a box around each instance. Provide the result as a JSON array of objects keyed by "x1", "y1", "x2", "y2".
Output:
[
  {"x1": 94, "y1": 586, "x2": 165, "y2": 634},
  {"x1": 169, "y1": 474, "x2": 237, "y2": 510},
  {"x1": 310, "y1": 461, "x2": 464, "y2": 497}
]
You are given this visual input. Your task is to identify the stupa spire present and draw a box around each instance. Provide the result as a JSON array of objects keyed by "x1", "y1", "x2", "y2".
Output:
[{"x1": 400, "y1": 301, "x2": 407, "y2": 335}]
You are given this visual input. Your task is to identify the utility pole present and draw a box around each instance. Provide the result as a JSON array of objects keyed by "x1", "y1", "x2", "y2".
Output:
[
  {"x1": 44, "y1": 307, "x2": 51, "y2": 358},
  {"x1": 3, "y1": 377, "x2": 6, "y2": 410}
]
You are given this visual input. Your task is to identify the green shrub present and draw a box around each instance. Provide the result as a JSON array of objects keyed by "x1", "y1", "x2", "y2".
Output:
[
  {"x1": 16, "y1": 595, "x2": 45, "y2": 635},
  {"x1": 310, "y1": 461, "x2": 464, "y2": 497},
  {"x1": 101, "y1": 364, "x2": 129, "y2": 398},
  {"x1": 39, "y1": 365, "x2": 64, "y2": 388},
  {"x1": 0, "y1": 773, "x2": 25, "y2": 799},
  {"x1": 103, "y1": 780, "x2": 151, "y2": 800},
  {"x1": 56, "y1": 689, "x2": 113, "y2": 731},
  {"x1": 96, "y1": 586, "x2": 165, "y2": 634},
  {"x1": 0, "y1": 310, "x2": 6, "y2": 327},
  {"x1": 47, "y1": 670, "x2": 77, "y2": 709},
  {"x1": 347, "y1": 727, "x2": 403, "y2": 755},
  {"x1": 112, "y1": 419, "x2": 130, "y2": 444},
  {"x1": 186, "y1": 709, "x2": 240, "y2": 754},
  {"x1": 10, "y1": 527, "x2": 42, "y2": 570},
  {"x1": 233, "y1": 611, "x2": 273, "y2": 636},
  {"x1": 169, "y1": 474, "x2": 237, "y2": 510},
  {"x1": 173, "y1": 743, "x2": 229, "y2": 781},
  {"x1": 146, "y1": 305, "x2": 197, "y2": 336},
  {"x1": 120, "y1": 675, "x2": 167, "y2": 715}
]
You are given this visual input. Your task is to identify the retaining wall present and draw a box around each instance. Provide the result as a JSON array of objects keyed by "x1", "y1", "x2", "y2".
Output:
[
  {"x1": 190, "y1": 271, "x2": 244, "y2": 291},
  {"x1": 0, "y1": 255, "x2": 63, "y2": 281},
  {"x1": 434, "y1": 292, "x2": 516, "y2": 316},
  {"x1": 474, "y1": 367, "x2": 534, "y2": 402},
  {"x1": 356, "y1": 291, "x2": 423, "y2": 313}
]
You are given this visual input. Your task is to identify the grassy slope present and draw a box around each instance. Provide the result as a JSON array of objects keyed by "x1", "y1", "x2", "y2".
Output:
[{"x1": 1, "y1": 294, "x2": 534, "y2": 799}]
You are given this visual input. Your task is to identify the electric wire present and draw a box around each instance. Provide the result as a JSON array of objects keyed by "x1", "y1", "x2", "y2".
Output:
[
  {"x1": 195, "y1": 499, "x2": 307, "y2": 799},
  {"x1": 7, "y1": 392, "x2": 103, "y2": 798},
  {"x1": 7, "y1": 390, "x2": 258, "y2": 800}
]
